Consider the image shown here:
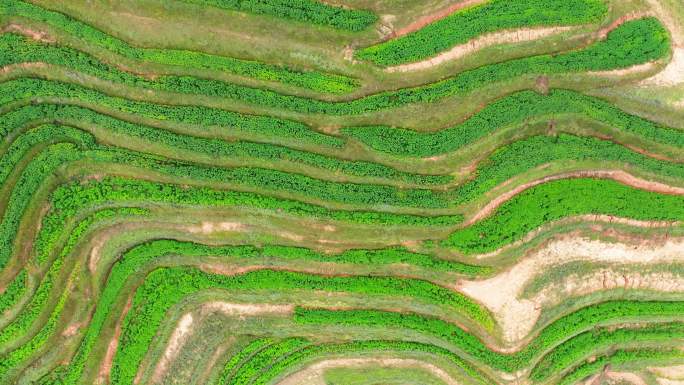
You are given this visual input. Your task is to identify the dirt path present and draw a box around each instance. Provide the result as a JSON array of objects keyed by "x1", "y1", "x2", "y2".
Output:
[
  {"x1": 464, "y1": 169, "x2": 684, "y2": 226},
  {"x1": 2, "y1": 24, "x2": 54, "y2": 43},
  {"x1": 457, "y1": 235, "x2": 684, "y2": 346},
  {"x1": 277, "y1": 357, "x2": 461, "y2": 385},
  {"x1": 391, "y1": 0, "x2": 487, "y2": 39},
  {"x1": 96, "y1": 296, "x2": 133, "y2": 385},
  {"x1": 387, "y1": 26, "x2": 574, "y2": 72}
]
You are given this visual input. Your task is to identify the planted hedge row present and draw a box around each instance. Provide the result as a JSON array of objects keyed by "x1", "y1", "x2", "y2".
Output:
[
  {"x1": 0, "y1": 78, "x2": 343, "y2": 149},
  {"x1": 343, "y1": 89, "x2": 684, "y2": 157},
  {"x1": 2, "y1": 18, "x2": 670, "y2": 115},
  {"x1": 0, "y1": 207, "x2": 146, "y2": 378},
  {"x1": 1, "y1": 0, "x2": 360, "y2": 93},
  {"x1": 295, "y1": 301, "x2": 684, "y2": 374},
  {"x1": 530, "y1": 322, "x2": 684, "y2": 381},
  {"x1": 179, "y1": 0, "x2": 377, "y2": 31},
  {"x1": 445, "y1": 178, "x2": 684, "y2": 254},
  {"x1": 226, "y1": 338, "x2": 310, "y2": 385},
  {"x1": 0, "y1": 269, "x2": 27, "y2": 316},
  {"x1": 215, "y1": 338, "x2": 274, "y2": 385},
  {"x1": 2, "y1": 103, "x2": 452, "y2": 186},
  {"x1": 108, "y1": 267, "x2": 491, "y2": 384},
  {"x1": 356, "y1": 0, "x2": 607, "y2": 66}
]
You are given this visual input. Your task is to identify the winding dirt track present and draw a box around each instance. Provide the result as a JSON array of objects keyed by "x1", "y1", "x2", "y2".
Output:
[{"x1": 391, "y1": 0, "x2": 487, "y2": 39}]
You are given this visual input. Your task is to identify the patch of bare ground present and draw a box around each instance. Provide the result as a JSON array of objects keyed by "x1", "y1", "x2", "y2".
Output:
[
  {"x1": 150, "y1": 313, "x2": 195, "y2": 383},
  {"x1": 651, "y1": 364, "x2": 684, "y2": 380},
  {"x1": 583, "y1": 370, "x2": 649, "y2": 385},
  {"x1": 277, "y1": 358, "x2": 461, "y2": 385},
  {"x1": 386, "y1": 26, "x2": 574, "y2": 72},
  {"x1": 640, "y1": 0, "x2": 684, "y2": 87},
  {"x1": 96, "y1": 296, "x2": 133, "y2": 385},
  {"x1": 1, "y1": 24, "x2": 55, "y2": 43},
  {"x1": 464, "y1": 169, "x2": 684, "y2": 226},
  {"x1": 457, "y1": 236, "x2": 684, "y2": 346}
]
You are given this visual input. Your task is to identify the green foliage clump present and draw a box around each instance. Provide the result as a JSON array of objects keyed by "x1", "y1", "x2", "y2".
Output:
[{"x1": 356, "y1": 0, "x2": 608, "y2": 66}]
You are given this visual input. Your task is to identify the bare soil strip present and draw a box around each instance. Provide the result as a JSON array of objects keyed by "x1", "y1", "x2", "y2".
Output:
[
  {"x1": 97, "y1": 296, "x2": 133, "y2": 385},
  {"x1": 277, "y1": 357, "x2": 461, "y2": 385}
]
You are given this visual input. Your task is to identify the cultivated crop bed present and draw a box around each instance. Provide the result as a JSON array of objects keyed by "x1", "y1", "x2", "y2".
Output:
[{"x1": 0, "y1": 0, "x2": 683, "y2": 384}]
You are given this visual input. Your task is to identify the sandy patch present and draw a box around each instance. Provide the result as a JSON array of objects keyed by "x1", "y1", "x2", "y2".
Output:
[
  {"x1": 640, "y1": 0, "x2": 684, "y2": 87},
  {"x1": 464, "y1": 169, "x2": 684, "y2": 226},
  {"x1": 277, "y1": 357, "x2": 461, "y2": 385},
  {"x1": 387, "y1": 27, "x2": 574, "y2": 72},
  {"x1": 199, "y1": 301, "x2": 294, "y2": 319},
  {"x1": 652, "y1": 364, "x2": 684, "y2": 380},
  {"x1": 187, "y1": 221, "x2": 246, "y2": 234},
  {"x1": 457, "y1": 236, "x2": 684, "y2": 346},
  {"x1": 150, "y1": 313, "x2": 195, "y2": 383},
  {"x1": 2, "y1": 24, "x2": 55, "y2": 43}
]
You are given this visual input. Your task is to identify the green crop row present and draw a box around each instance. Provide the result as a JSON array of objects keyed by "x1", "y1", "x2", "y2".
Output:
[
  {"x1": 215, "y1": 338, "x2": 274, "y2": 385},
  {"x1": 343, "y1": 89, "x2": 684, "y2": 157},
  {"x1": 0, "y1": 270, "x2": 27, "y2": 316},
  {"x1": 530, "y1": 322, "x2": 684, "y2": 381},
  {"x1": 108, "y1": 267, "x2": 491, "y2": 384},
  {"x1": 1, "y1": 18, "x2": 669, "y2": 115},
  {"x1": 226, "y1": 338, "x2": 310, "y2": 385},
  {"x1": 355, "y1": 0, "x2": 607, "y2": 66},
  {"x1": 1, "y1": 103, "x2": 452, "y2": 186},
  {"x1": 295, "y1": 301, "x2": 684, "y2": 374},
  {"x1": 179, "y1": 0, "x2": 377, "y2": 31},
  {"x1": 0, "y1": 0, "x2": 360, "y2": 93},
  {"x1": 40, "y1": 239, "x2": 476, "y2": 384},
  {"x1": 445, "y1": 178, "x2": 684, "y2": 254},
  {"x1": 6, "y1": 96, "x2": 684, "y2": 214},
  {"x1": 0, "y1": 207, "x2": 146, "y2": 379},
  {"x1": 0, "y1": 78, "x2": 343, "y2": 149}
]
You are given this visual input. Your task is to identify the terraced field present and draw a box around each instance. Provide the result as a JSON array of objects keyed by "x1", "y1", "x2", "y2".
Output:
[{"x1": 0, "y1": 0, "x2": 683, "y2": 384}]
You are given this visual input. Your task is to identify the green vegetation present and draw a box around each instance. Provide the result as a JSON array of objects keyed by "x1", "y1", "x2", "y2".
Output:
[
  {"x1": 343, "y1": 89, "x2": 684, "y2": 157},
  {"x1": 0, "y1": 1, "x2": 681, "y2": 384},
  {"x1": 356, "y1": 0, "x2": 608, "y2": 66},
  {"x1": 0, "y1": 0, "x2": 360, "y2": 93},
  {"x1": 179, "y1": 0, "x2": 377, "y2": 31},
  {"x1": 1, "y1": 18, "x2": 670, "y2": 114}
]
